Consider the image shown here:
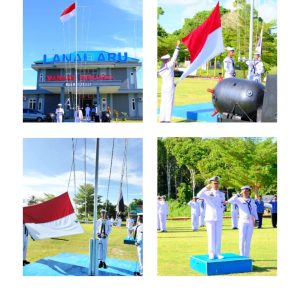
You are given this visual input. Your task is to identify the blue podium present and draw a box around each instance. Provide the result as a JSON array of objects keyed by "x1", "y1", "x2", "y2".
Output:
[{"x1": 190, "y1": 253, "x2": 252, "y2": 276}]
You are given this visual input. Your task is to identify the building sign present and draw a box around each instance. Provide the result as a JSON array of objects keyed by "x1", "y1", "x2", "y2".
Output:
[
  {"x1": 65, "y1": 82, "x2": 93, "y2": 87},
  {"x1": 46, "y1": 74, "x2": 113, "y2": 81},
  {"x1": 42, "y1": 51, "x2": 128, "y2": 64}
]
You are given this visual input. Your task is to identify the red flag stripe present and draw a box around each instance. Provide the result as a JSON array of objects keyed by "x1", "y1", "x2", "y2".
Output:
[
  {"x1": 60, "y1": 2, "x2": 76, "y2": 17},
  {"x1": 182, "y1": 2, "x2": 221, "y2": 63},
  {"x1": 23, "y1": 192, "x2": 74, "y2": 224}
]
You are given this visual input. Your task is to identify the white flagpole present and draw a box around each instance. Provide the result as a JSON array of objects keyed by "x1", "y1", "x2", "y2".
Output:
[
  {"x1": 75, "y1": 0, "x2": 78, "y2": 110},
  {"x1": 248, "y1": 0, "x2": 254, "y2": 79},
  {"x1": 89, "y1": 138, "x2": 99, "y2": 276}
]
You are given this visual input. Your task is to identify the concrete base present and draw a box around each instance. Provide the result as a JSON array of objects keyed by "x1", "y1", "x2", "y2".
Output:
[
  {"x1": 23, "y1": 252, "x2": 138, "y2": 276},
  {"x1": 190, "y1": 253, "x2": 252, "y2": 276}
]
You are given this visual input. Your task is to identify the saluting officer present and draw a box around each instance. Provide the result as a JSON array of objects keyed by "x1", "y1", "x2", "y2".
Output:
[
  {"x1": 158, "y1": 195, "x2": 168, "y2": 232},
  {"x1": 134, "y1": 213, "x2": 143, "y2": 276},
  {"x1": 55, "y1": 103, "x2": 64, "y2": 123},
  {"x1": 158, "y1": 40, "x2": 180, "y2": 123},
  {"x1": 231, "y1": 202, "x2": 239, "y2": 229},
  {"x1": 188, "y1": 196, "x2": 200, "y2": 231},
  {"x1": 223, "y1": 47, "x2": 236, "y2": 79},
  {"x1": 97, "y1": 209, "x2": 112, "y2": 269},
  {"x1": 228, "y1": 186, "x2": 258, "y2": 258},
  {"x1": 197, "y1": 176, "x2": 225, "y2": 259}
]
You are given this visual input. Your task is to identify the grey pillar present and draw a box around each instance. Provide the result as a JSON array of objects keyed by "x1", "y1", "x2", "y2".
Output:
[
  {"x1": 96, "y1": 86, "x2": 100, "y2": 112},
  {"x1": 60, "y1": 86, "x2": 65, "y2": 106}
]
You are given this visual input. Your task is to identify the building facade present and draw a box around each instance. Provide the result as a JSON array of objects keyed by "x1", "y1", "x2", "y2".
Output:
[{"x1": 23, "y1": 51, "x2": 143, "y2": 119}]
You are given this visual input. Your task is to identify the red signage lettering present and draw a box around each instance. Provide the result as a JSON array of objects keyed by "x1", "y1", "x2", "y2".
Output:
[{"x1": 45, "y1": 74, "x2": 113, "y2": 81}]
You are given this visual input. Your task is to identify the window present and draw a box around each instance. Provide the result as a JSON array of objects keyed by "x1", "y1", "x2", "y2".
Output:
[
  {"x1": 29, "y1": 98, "x2": 36, "y2": 110},
  {"x1": 131, "y1": 98, "x2": 136, "y2": 111},
  {"x1": 130, "y1": 72, "x2": 135, "y2": 85}
]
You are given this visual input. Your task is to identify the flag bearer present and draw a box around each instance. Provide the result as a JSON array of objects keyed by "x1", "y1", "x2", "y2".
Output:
[
  {"x1": 197, "y1": 176, "x2": 225, "y2": 259},
  {"x1": 228, "y1": 186, "x2": 258, "y2": 257},
  {"x1": 158, "y1": 40, "x2": 181, "y2": 122},
  {"x1": 55, "y1": 103, "x2": 64, "y2": 123},
  {"x1": 97, "y1": 209, "x2": 112, "y2": 269},
  {"x1": 223, "y1": 47, "x2": 236, "y2": 79},
  {"x1": 231, "y1": 203, "x2": 239, "y2": 229},
  {"x1": 187, "y1": 197, "x2": 200, "y2": 231},
  {"x1": 134, "y1": 213, "x2": 143, "y2": 276},
  {"x1": 158, "y1": 195, "x2": 168, "y2": 232}
]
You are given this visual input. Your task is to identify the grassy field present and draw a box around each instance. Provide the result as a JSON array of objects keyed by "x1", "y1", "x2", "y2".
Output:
[
  {"x1": 26, "y1": 223, "x2": 137, "y2": 263},
  {"x1": 158, "y1": 218, "x2": 277, "y2": 276}
]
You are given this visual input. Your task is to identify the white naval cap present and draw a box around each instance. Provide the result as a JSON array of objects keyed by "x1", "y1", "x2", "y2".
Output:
[
  {"x1": 58, "y1": 103, "x2": 62, "y2": 106},
  {"x1": 254, "y1": 51, "x2": 261, "y2": 55},
  {"x1": 161, "y1": 54, "x2": 171, "y2": 60},
  {"x1": 241, "y1": 185, "x2": 251, "y2": 191},
  {"x1": 226, "y1": 47, "x2": 235, "y2": 51},
  {"x1": 137, "y1": 212, "x2": 143, "y2": 216},
  {"x1": 100, "y1": 209, "x2": 107, "y2": 213},
  {"x1": 209, "y1": 176, "x2": 220, "y2": 182}
]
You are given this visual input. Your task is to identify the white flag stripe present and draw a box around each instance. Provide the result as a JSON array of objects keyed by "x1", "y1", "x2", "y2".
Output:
[
  {"x1": 179, "y1": 27, "x2": 224, "y2": 81},
  {"x1": 26, "y1": 213, "x2": 83, "y2": 240},
  {"x1": 60, "y1": 10, "x2": 76, "y2": 23}
]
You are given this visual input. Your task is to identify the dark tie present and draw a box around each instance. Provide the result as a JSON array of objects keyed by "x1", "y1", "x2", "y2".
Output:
[
  {"x1": 247, "y1": 200, "x2": 252, "y2": 215},
  {"x1": 134, "y1": 225, "x2": 140, "y2": 240},
  {"x1": 24, "y1": 226, "x2": 28, "y2": 236},
  {"x1": 235, "y1": 204, "x2": 238, "y2": 210},
  {"x1": 101, "y1": 222, "x2": 106, "y2": 235},
  {"x1": 231, "y1": 58, "x2": 234, "y2": 67}
]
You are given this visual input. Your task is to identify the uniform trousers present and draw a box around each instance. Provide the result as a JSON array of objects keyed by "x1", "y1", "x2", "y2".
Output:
[
  {"x1": 206, "y1": 220, "x2": 223, "y2": 257},
  {"x1": 160, "y1": 89, "x2": 175, "y2": 122},
  {"x1": 231, "y1": 211, "x2": 239, "y2": 228},
  {"x1": 98, "y1": 238, "x2": 108, "y2": 262},
  {"x1": 191, "y1": 213, "x2": 199, "y2": 230},
  {"x1": 238, "y1": 221, "x2": 254, "y2": 257},
  {"x1": 257, "y1": 212, "x2": 263, "y2": 228},
  {"x1": 199, "y1": 211, "x2": 205, "y2": 227},
  {"x1": 271, "y1": 213, "x2": 277, "y2": 228},
  {"x1": 137, "y1": 243, "x2": 143, "y2": 274},
  {"x1": 159, "y1": 213, "x2": 167, "y2": 231}
]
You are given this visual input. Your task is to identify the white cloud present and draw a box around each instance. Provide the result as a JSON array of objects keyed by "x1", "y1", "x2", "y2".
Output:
[{"x1": 104, "y1": 0, "x2": 142, "y2": 17}]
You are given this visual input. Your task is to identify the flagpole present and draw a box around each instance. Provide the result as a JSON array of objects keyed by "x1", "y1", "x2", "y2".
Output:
[
  {"x1": 89, "y1": 138, "x2": 99, "y2": 276},
  {"x1": 75, "y1": 0, "x2": 78, "y2": 110},
  {"x1": 248, "y1": 0, "x2": 254, "y2": 79}
]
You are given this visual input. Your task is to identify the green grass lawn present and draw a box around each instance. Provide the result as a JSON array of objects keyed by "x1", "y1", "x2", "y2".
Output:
[
  {"x1": 158, "y1": 218, "x2": 277, "y2": 276},
  {"x1": 26, "y1": 223, "x2": 137, "y2": 263},
  {"x1": 157, "y1": 77, "x2": 218, "y2": 108}
]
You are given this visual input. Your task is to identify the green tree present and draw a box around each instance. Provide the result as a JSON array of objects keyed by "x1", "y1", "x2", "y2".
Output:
[{"x1": 176, "y1": 182, "x2": 192, "y2": 205}]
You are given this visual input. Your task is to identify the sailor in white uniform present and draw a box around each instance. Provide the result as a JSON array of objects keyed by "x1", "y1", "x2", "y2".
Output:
[
  {"x1": 197, "y1": 176, "x2": 225, "y2": 259},
  {"x1": 247, "y1": 52, "x2": 264, "y2": 82},
  {"x1": 116, "y1": 216, "x2": 122, "y2": 227},
  {"x1": 97, "y1": 209, "x2": 112, "y2": 269},
  {"x1": 223, "y1": 47, "x2": 236, "y2": 79},
  {"x1": 198, "y1": 198, "x2": 206, "y2": 227},
  {"x1": 158, "y1": 195, "x2": 168, "y2": 232},
  {"x1": 74, "y1": 106, "x2": 83, "y2": 123},
  {"x1": 157, "y1": 196, "x2": 161, "y2": 230},
  {"x1": 23, "y1": 224, "x2": 30, "y2": 266},
  {"x1": 126, "y1": 214, "x2": 135, "y2": 238},
  {"x1": 158, "y1": 40, "x2": 180, "y2": 123},
  {"x1": 134, "y1": 213, "x2": 143, "y2": 276},
  {"x1": 85, "y1": 104, "x2": 91, "y2": 121},
  {"x1": 55, "y1": 103, "x2": 64, "y2": 123},
  {"x1": 231, "y1": 202, "x2": 239, "y2": 229},
  {"x1": 228, "y1": 186, "x2": 258, "y2": 257},
  {"x1": 188, "y1": 196, "x2": 200, "y2": 231}
]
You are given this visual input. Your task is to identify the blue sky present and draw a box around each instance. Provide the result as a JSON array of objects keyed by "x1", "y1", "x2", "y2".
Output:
[
  {"x1": 23, "y1": 0, "x2": 143, "y2": 88},
  {"x1": 158, "y1": 0, "x2": 277, "y2": 33},
  {"x1": 23, "y1": 138, "x2": 143, "y2": 205}
]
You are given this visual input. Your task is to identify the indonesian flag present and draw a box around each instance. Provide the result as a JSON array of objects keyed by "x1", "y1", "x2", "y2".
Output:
[
  {"x1": 23, "y1": 192, "x2": 83, "y2": 240},
  {"x1": 60, "y1": 2, "x2": 76, "y2": 23},
  {"x1": 255, "y1": 29, "x2": 263, "y2": 55},
  {"x1": 179, "y1": 2, "x2": 224, "y2": 81}
]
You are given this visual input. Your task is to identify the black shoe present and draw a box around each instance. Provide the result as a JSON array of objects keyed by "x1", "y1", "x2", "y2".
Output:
[
  {"x1": 98, "y1": 261, "x2": 103, "y2": 268},
  {"x1": 23, "y1": 260, "x2": 30, "y2": 266},
  {"x1": 232, "y1": 227, "x2": 238, "y2": 230},
  {"x1": 103, "y1": 262, "x2": 107, "y2": 269},
  {"x1": 134, "y1": 272, "x2": 141, "y2": 276}
]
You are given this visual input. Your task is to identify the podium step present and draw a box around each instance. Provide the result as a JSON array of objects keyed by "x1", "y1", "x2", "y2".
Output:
[{"x1": 190, "y1": 253, "x2": 252, "y2": 275}]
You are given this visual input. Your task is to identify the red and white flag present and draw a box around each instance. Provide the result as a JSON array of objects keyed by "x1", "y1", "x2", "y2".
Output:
[
  {"x1": 179, "y1": 2, "x2": 224, "y2": 81},
  {"x1": 23, "y1": 192, "x2": 83, "y2": 240},
  {"x1": 60, "y1": 2, "x2": 76, "y2": 23}
]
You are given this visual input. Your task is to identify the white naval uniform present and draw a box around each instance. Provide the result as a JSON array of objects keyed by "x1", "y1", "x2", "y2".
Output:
[
  {"x1": 116, "y1": 217, "x2": 122, "y2": 227},
  {"x1": 197, "y1": 187, "x2": 225, "y2": 258},
  {"x1": 158, "y1": 200, "x2": 168, "y2": 231},
  {"x1": 248, "y1": 60, "x2": 264, "y2": 82},
  {"x1": 134, "y1": 223, "x2": 143, "y2": 275},
  {"x1": 198, "y1": 199, "x2": 206, "y2": 227},
  {"x1": 228, "y1": 195, "x2": 258, "y2": 257},
  {"x1": 158, "y1": 47, "x2": 180, "y2": 122},
  {"x1": 55, "y1": 108, "x2": 64, "y2": 123},
  {"x1": 97, "y1": 218, "x2": 112, "y2": 263},
  {"x1": 188, "y1": 200, "x2": 200, "y2": 230},
  {"x1": 223, "y1": 56, "x2": 236, "y2": 79},
  {"x1": 126, "y1": 217, "x2": 134, "y2": 237},
  {"x1": 23, "y1": 224, "x2": 28, "y2": 261},
  {"x1": 231, "y1": 203, "x2": 239, "y2": 228},
  {"x1": 85, "y1": 106, "x2": 91, "y2": 121},
  {"x1": 74, "y1": 109, "x2": 83, "y2": 122}
]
